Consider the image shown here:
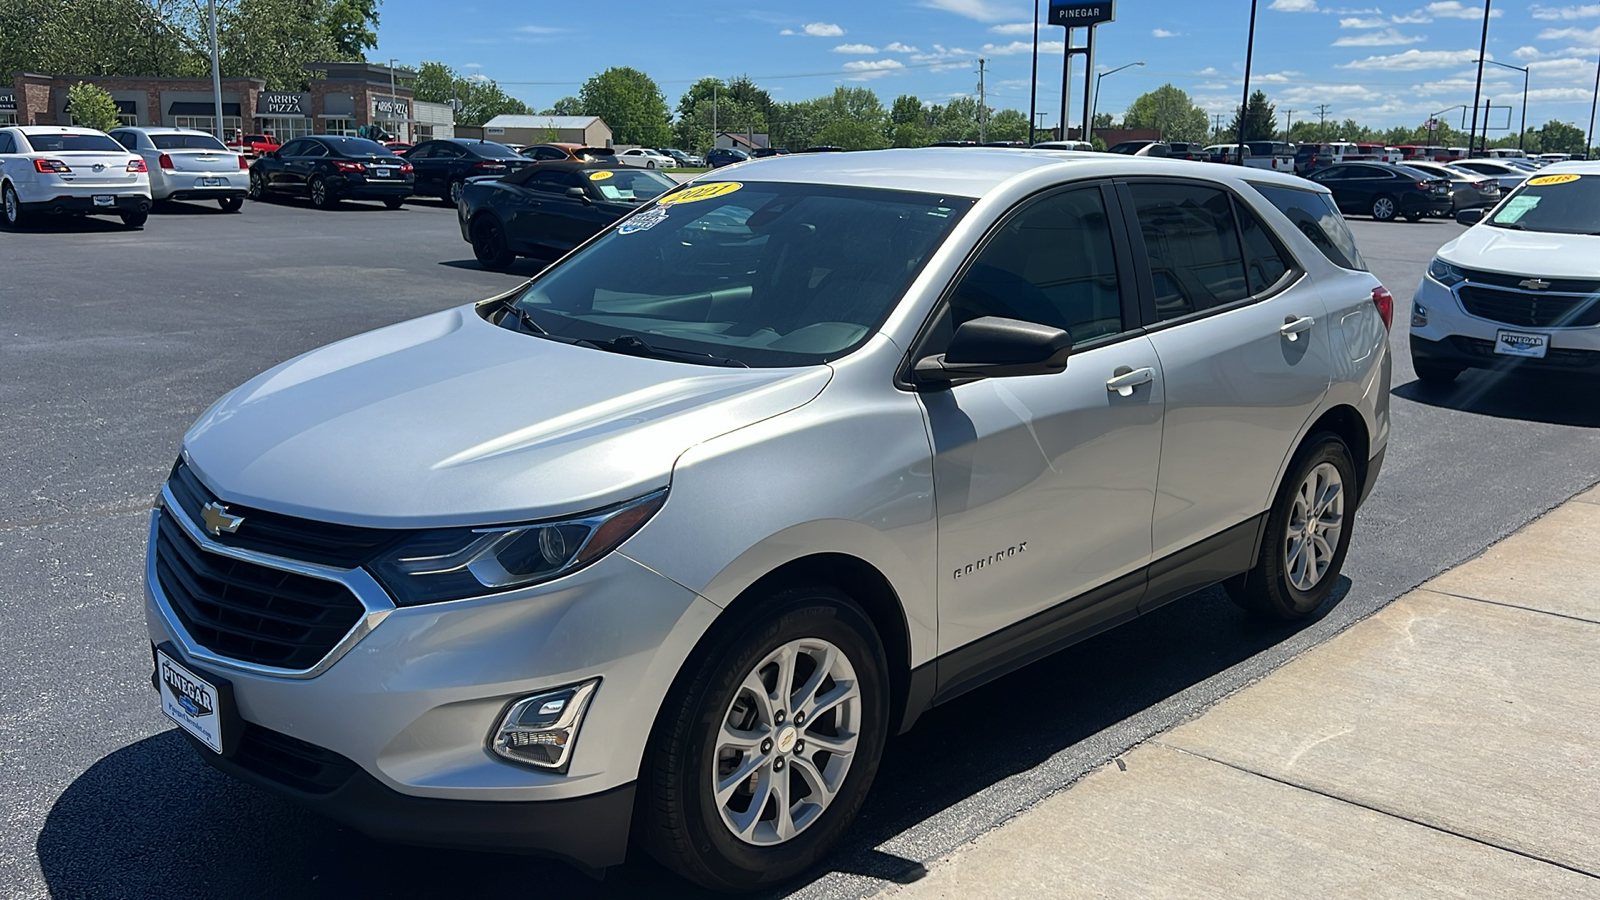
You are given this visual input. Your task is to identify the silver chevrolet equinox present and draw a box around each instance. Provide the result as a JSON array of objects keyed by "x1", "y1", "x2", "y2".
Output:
[{"x1": 145, "y1": 149, "x2": 1392, "y2": 891}]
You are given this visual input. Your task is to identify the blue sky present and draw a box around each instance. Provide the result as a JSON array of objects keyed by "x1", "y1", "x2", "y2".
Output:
[{"x1": 372, "y1": 1, "x2": 1600, "y2": 132}]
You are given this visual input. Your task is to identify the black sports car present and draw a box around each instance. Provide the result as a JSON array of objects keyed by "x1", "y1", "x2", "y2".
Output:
[
  {"x1": 458, "y1": 161, "x2": 679, "y2": 269},
  {"x1": 246, "y1": 135, "x2": 414, "y2": 209}
]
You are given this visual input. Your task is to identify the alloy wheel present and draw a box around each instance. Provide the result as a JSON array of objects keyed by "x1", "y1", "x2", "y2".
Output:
[
  {"x1": 449, "y1": 180, "x2": 464, "y2": 204},
  {"x1": 248, "y1": 172, "x2": 263, "y2": 199},
  {"x1": 311, "y1": 179, "x2": 329, "y2": 207},
  {"x1": 1372, "y1": 197, "x2": 1395, "y2": 220},
  {"x1": 713, "y1": 638, "x2": 861, "y2": 847},
  {"x1": 3, "y1": 187, "x2": 16, "y2": 225},
  {"x1": 1284, "y1": 462, "x2": 1344, "y2": 592}
]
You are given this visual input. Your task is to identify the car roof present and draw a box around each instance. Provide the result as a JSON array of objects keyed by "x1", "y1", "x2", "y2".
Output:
[
  {"x1": 692, "y1": 147, "x2": 1314, "y2": 199},
  {"x1": 524, "y1": 160, "x2": 624, "y2": 171},
  {"x1": 119, "y1": 126, "x2": 214, "y2": 134},
  {"x1": 14, "y1": 125, "x2": 112, "y2": 135},
  {"x1": 1539, "y1": 160, "x2": 1600, "y2": 175}
]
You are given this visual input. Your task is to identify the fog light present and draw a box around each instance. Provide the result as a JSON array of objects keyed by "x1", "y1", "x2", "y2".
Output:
[
  {"x1": 491, "y1": 679, "x2": 599, "y2": 772},
  {"x1": 1412, "y1": 302, "x2": 1429, "y2": 328}
]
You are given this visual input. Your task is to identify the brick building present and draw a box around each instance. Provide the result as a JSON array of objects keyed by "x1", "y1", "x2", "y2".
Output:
[{"x1": 1, "y1": 62, "x2": 453, "y2": 142}]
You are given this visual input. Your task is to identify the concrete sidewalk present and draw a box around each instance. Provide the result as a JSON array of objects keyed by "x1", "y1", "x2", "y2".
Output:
[{"x1": 880, "y1": 486, "x2": 1600, "y2": 899}]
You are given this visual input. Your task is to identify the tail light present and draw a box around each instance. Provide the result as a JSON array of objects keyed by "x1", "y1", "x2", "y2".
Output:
[
  {"x1": 334, "y1": 160, "x2": 365, "y2": 173},
  {"x1": 34, "y1": 159, "x2": 70, "y2": 173},
  {"x1": 399, "y1": 161, "x2": 414, "y2": 173},
  {"x1": 1415, "y1": 181, "x2": 1432, "y2": 191},
  {"x1": 1372, "y1": 286, "x2": 1394, "y2": 331},
  {"x1": 158, "y1": 153, "x2": 174, "y2": 170},
  {"x1": 239, "y1": 155, "x2": 249, "y2": 170},
  {"x1": 473, "y1": 161, "x2": 506, "y2": 171},
  {"x1": 127, "y1": 158, "x2": 147, "y2": 172}
]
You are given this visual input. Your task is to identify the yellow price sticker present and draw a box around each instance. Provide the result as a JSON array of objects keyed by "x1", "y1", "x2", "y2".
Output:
[
  {"x1": 661, "y1": 182, "x2": 743, "y2": 205},
  {"x1": 589, "y1": 170, "x2": 614, "y2": 181},
  {"x1": 1528, "y1": 174, "x2": 1581, "y2": 186}
]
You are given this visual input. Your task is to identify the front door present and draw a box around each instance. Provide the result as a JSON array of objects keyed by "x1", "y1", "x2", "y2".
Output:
[{"x1": 922, "y1": 185, "x2": 1164, "y2": 681}]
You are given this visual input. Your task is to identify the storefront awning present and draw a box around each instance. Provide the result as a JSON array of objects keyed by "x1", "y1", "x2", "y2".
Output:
[{"x1": 167, "y1": 102, "x2": 241, "y2": 116}]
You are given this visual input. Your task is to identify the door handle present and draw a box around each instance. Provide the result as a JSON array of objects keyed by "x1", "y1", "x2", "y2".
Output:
[
  {"x1": 1280, "y1": 315, "x2": 1315, "y2": 341},
  {"x1": 1106, "y1": 366, "x2": 1155, "y2": 397}
]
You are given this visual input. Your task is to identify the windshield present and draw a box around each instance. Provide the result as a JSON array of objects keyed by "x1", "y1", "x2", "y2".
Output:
[
  {"x1": 320, "y1": 136, "x2": 393, "y2": 156},
  {"x1": 469, "y1": 141, "x2": 526, "y2": 159},
  {"x1": 151, "y1": 133, "x2": 229, "y2": 151},
  {"x1": 1487, "y1": 173, "x2": 1600, "y2": 235},
  {"x1": 507, "y1": 182, "x2": 974, "y2": 367},
  {"x1": 587, "y1": 168, "x2": 676, "y2": 202},
  {"x1": 25, "y1": 132, "x2": 126, "y2": 153}
]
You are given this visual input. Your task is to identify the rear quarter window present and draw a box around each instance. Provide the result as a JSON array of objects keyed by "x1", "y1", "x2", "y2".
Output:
[{"x1": 1248, "y1": 183, "x2": 1368, "y2": 272}]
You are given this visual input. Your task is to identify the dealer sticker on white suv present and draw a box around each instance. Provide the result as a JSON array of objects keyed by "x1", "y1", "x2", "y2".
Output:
[
  {"x1": 156, "y1": 649, "x2": 224, "y2": 753},
  {"x1": 1495, "y1": 329, "x2": 1549, "y2": 359}
]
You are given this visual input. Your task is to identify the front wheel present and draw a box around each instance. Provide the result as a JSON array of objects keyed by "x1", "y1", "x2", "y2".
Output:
[
  {"x1": 1413, "y1": 359, "x2": 1462, "y2": 385},
  {"x1": 383, "y1": 197, "x2": 404, "y2": 210},
  {"x1": 246, "y1": 171, "x2": 264, "y2": 200},
  {"x1": 219, "y1": 196, "x2": 244, "y2": 213},
  {"x1": 1226, "y1": 433, "x2": 1357, "y2": 621},
  {"x1": 470, "y1": 215, "x2": 515, "y2": 270},
  {"x1": 646, "y1": 160, "x2": 656, "y2": 169},
  {"x1": 1370, "y1": 195, "x2": 1397, "y2": 221},
  {"x1": 448, "y1": 179, "x2": 465, "y2": 205},
  {"x1": 638, "y1": 588, "x2": 890, "y2": 892}
]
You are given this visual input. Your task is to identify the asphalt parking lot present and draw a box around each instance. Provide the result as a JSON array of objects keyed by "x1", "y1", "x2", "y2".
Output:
[{"x1": 2, "y1": 195, "x2": 1598, "y2": 900}]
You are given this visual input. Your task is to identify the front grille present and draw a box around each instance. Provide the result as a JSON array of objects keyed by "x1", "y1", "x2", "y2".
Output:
[
  {"x1": 168, "y1": 461, "x2": 402, "y2": 567},
  {"x1": 1459, "y1": 268, "x2": 1600, "y2": 295},
  {"x1": 154, "y1": 510, "x2": 366, "y2": 669},
  {"x1": 232, "y1": 722, "x2": 358, "y2": 794},
  {"x1": 1452, "y1": 336, "x2": 1600, "y2": 368},
  {"x1": 1458, "y1": 286, "x2": 1600, "y2": 328}
]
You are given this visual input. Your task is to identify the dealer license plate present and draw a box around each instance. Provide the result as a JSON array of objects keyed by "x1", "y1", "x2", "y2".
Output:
[
  {"x1": 372, "y1": 167, "x2": 392, "y2": 178},
  {"x1": 199, "y1": 177, "x2": 224, "y2": 187},
  {"x1": 156, "y1": 648, "x2": 225, "y2": 753},
  {"x1": 93, "y1": 195, "x2": 114, "y2": 207},
  {"x1": 1495, "y1": 329, "x2": 1549, "y2": 359}
]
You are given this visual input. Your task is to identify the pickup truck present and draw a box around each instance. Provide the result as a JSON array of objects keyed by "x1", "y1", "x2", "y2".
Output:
[{"x1": 227, "y1": 134, "x2": 281, "y2": 158}]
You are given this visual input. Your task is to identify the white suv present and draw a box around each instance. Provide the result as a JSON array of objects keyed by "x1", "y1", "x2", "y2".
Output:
[
  {"x1": 110, "y1": 127, "x2": 249, "y2": 211},
  {"x1": 0, "y1": 125, "x2": 152, "y2": 228}
]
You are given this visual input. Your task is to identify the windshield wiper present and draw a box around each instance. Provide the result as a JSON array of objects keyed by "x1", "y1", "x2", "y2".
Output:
[
  {"x1": 497, "y1": 300, "x2": 548, "y2": 336},
  {"x1": 583, "y1": 335, "x2": 749, "y2": 368},
  {"x1": 1487, "y1": 221, "x2": 1525, "y2": 230}
]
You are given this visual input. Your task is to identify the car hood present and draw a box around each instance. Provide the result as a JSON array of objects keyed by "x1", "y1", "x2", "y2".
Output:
[
  {"x1": 1440, "y1": 226, "x2": 1600, "y2": 279},
  {"x1": 183, "y1": 305, "x2": 831, "y2": 528}
]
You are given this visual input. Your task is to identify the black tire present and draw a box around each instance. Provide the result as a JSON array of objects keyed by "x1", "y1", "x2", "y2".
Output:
[
  {"x1": 469, "y1": 215, "x2": 515, "y2": 270},
  {"x1": 1405, "y1": 212, "x2": 1424, "y2": 223},
  {"x1": 1413, "y1": 359, "x2": 1462, "y2": 385},
  {"x1": 383, "y1": 196, "x2": 404, "y2": 210},
  {"x1": 447, "y1": 179, "x2": 465, "y2": 205},
  {"x1": 246, "y1": 171, "x2": 265, "y2": 201},
  {"x1": 647, "y1": 160, "x2": 656, "y2": 169},
  {"x1": 1225, "y1": 433, "x2": 1358, "y2": 621},
  {"x1": 2, "y1": 183, "x2": 26, "y2": 230},
  {"x1": 219, "y1": 196, "x2": 244, "y2": 213},
  {"x1": 309, "y1": 176, "x2": 336, "y2": 209},
  {"x1": 1370, "y1": 194, "x2": 1398, "y2": 221},
  {"x1": 120, "y1": 208, "x2": 149, "y2": 228},
  {"x1": 638, "y1": 588, "x2": 890, "y2": 892}
]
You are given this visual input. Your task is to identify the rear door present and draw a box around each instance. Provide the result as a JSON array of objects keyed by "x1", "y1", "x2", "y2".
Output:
[
  {"x1": 280, "y1": 139, "x2": 326, "y2": 193},
  {"x1": 1120, "y1": 179, "x2": 1333, "y2": 603},
  {"x1": 405, "y1": 141, "x2": 438, "y2": 194}
]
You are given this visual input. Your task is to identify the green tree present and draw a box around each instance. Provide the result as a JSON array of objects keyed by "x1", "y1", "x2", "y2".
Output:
[
  {"x1": 66, "y1": 81, "x2": 120, "y2": 131},
  {"x1": 1122, "y1": 84, "x2": 1209, "y2": 143},
  {"x1": 769, "y1": 99, "x2": 830, "y2": 151},
  {"x1": 1537, "y1": 119, "x2": 1587, "y2": 155},
  {"x1": 987, "y1": 108, "x2": 1030, "y2": 142},
  {"x1": 324, "y1": 0, "x2": 379, "y2": 57},
  {"x1": 813, "y1": 86, "x2": 887, "y2": 150},
  {"x1": 544, "y1": 96, "x2": 583, "y2": 115},
  {"x1": 1228, "y1": 90, "x2": 1276, "y2": 142},
  {"x1": 888, "y1": 94, "x2": 931, "y2": 147},
  {"x1": 222, "y1": 0, "x2": 345, "y2": 90},
  {"x1": 413, "y1": 61, "x2": 530, "y2": 126},
  {"x1": 580, "y1": 66, "x2": 672, "y2": 146},
  {"x1": 930, "y1": 96, "x2": 982, "y2": 142}
]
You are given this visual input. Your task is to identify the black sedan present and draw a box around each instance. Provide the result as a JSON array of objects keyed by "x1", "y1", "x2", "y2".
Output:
[
  {"x1": 1305, "y1": 162, "x2": 1452, "y2": 222},
  {"x1": 404, "y1": 139, "x2": 533, "y2": 204},
  {"x1": 246, "y1": 135, "x2": 414, "y2": 209},
  {"x1": 458, "y1": 161, "x2": 678, "y2": 269}
]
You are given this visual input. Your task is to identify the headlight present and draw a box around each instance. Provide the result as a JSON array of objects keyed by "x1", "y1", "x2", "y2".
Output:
[
  {"x1": 1428, "y1": 257, "x2": 1466, "y2": 287},
  {"x1": 369, "y1": 489, "x2": 667, "y2": 606}
]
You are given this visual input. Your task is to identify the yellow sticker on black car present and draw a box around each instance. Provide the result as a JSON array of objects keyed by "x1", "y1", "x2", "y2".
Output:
[
  {"x1": 589, "y1": 170, "x2": 614, "y2": 181},
  {"x1": 1528, "y1": 174, "x2": 1580, "y2": 186},
  {"x1": 661, "y1": 182, "x2": 742, "y2": 205}
]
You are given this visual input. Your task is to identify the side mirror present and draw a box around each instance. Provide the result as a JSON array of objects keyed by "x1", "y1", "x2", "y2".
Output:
[
  {"x1": 914, "y1": 316, "x2": 1072, "y2": 384},
  {"x1": 264, "y1": 150, "x2": 278, "y2": 159},
  {"x1": 566, "y1": 186, "x2": 592, "y2": 204},
  {"x1": 1456, "y1": 207, "x2": 1485, "y2": 226}
]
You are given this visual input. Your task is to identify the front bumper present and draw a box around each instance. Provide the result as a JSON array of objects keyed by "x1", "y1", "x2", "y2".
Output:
[{"x1": 1410, "y1": 273, "x2": 1600, "y2": 373}]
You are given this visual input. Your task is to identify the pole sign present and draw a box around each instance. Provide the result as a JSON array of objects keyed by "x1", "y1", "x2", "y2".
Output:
[{"x1": 1049, "y1": 0, "x2": 1115, "y2": 26}]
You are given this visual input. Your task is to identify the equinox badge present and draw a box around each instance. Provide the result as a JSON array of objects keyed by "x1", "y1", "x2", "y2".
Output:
[{"x1": 201, "y1": 501, "x2": 244, "y2": 536}]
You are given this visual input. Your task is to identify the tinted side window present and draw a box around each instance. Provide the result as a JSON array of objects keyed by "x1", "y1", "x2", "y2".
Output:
[
  {"x1": 0, "y1": 133, "x2": 13, "y2": 154},
  {"x1": 1128, "y1": 183, "x2": 1247, "y2": 320},
  {"x1": 278, "y1": 140, "x2": 307, "y2": 156},
  {"x1": 1251, "y1": 184, "x2": 1367, "y2": 271},
  {"x1": 949, "y1": 187, "x2": 1125, "y2": 344},
  {"x1": 406, "y1": 142, "x2": 433, "y2": 158},
  {"x1": 300, "y1": 142, "x2": 328, "y2": 158},
  {"x1": 1236, "y1": 201, "x2": 1291, "y2": 294}
]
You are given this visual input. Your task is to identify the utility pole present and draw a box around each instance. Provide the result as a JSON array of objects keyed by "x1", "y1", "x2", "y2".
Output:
[
  {"x1": 1315, "y1": 104, "x2": 1331, "y2": 141},
  {"x1": 978, "y1": 58, "x2": 989, "y2": 143},
  {"x1": 1212, "y1": 113, "x2": 1225, "y2": 140},
  {"x1": 1468, "y1": 0, "x2": 1491, "y2": 156},
  {"x1": 1028, "y1": 0, "x2": 1040, "y2": 144},
  {"x1": 1283, "y1": 108, "x2": 1295, "y2": 138},
  {"x1": 712, "y1": 83, "x2": 718, "y2": 150},
  {"x1": 207, "y1": 0, "x2": 222, "y2": 139},
  {"x1": 1589, "y1": 48, "x2": 1599, "y2": 158}
]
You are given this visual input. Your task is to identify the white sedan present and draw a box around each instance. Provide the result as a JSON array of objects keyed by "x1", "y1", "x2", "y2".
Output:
[
  {"x1": 1449, "y1": 158, "x2": 1530, "y2": 191},
  {"x1": 0, "y1": 125, "x2": 152, "y2": 229},
  {"x1": 111, "y1": 127, "x2": 249, "y2": 211},
  {"x1": 617, "y1": 148, "x2": 678, "y2": 169}
]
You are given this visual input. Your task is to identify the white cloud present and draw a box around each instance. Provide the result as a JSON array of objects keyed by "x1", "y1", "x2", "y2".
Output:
[
  {"x1": 466, "y1": 73, "x2": 490, "y2": 83},
  {"x1": 1340, "y1": 15, "x2": 1388, "y2": 26},
  {"x1": 1335, "y1": 27, "x2": 1426, "y2": 44},
  {"x1": 1512, "y1": 45, "x2": 1545, "y2": 60},
  {"x1": 1529, "y1": 55, "x2": 1600, "y2": 79},
  {"x1": 516, "y1": 25, "x2": 564, "y2": 34},
  {"x1": 919, "y1": 0, "x2": 1014, "y2": 21},
  {"x1": 1270, "y1": 0, "x2": 1319, "y2": 10},
  {"x1": 833, "y1": 43, "x2": 879, "y2": 53},
  {"x1": 1339, "y1": 48, "x2": 1489, "y2": 68},
  {"x1": 464, "y1": 63, "x2": 483, "y2": 68},
  {"x1": 1531, "y1": 4, "x2": 1600, "y2": 18},
  {"x1": 1538, "y1": 24, "x2": 1600, "y2": 44},
  {"x1": 911, "y1": 43, "x2": 977, "y2": 68},
  {"x1": 780, "y1": 22, "x2": 845, "y2": 36},
  {"x1": 841, "y1": 59, "x2": 906, "y2": 80},
  {"x1": 1391, "y1": 12, "x2": 1431, "y2": 22},
  {"x1": 1424, "y1": 1, "x2": 1501, "y2": 19},
  {"x1": 885, "y1": 41, "x2": 921, "y2": 52},
  {"x1": 981, "y1": 40, "x2": 1065, "y2": 55},
  {"x1": 1152, "y1": 28, "x2": 1181, "y2": 36},
  {"x1": 989, "y1": 22, "x2": 1035, "y2": 34},
  {"x1": 1197, "y1": 66, "x2": 1220, "y2": 75}
]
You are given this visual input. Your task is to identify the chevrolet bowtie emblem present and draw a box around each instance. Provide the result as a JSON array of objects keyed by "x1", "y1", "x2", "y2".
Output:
[
  {"x1": 1519, "y1": 278, "x2": 1551, "y2": 291},
  {"x1": 201, "y1": 501, "x2": 245, "y2": 536}
]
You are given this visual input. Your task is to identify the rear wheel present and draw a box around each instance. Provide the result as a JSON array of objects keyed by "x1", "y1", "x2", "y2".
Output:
[
  {"x1": 120, "y1": 208, "x2": 148, "y2": 228},
  {"x1": 383, "y1": 196, "x2": 404, "y2": 210},
  {"x1": 1226, "y1": 433, "x2": 1356, "y2": 621},
  {"x1": 647, "y1": 160, "x2": 656, "y2": 169},
  {"x1": 309, "y1": 176, "x2": 336, "y2": 209},
  {"x1": 1405, "y1": 212, "x2": 1424, "y2": 222},
  {"x1": 448, "y1": 179, "x2": 465, "y2": 205},
  {"x1": 1413, "y1": 359, "x2": 1462, "y2": 385},
  {"x1": 1370, "y1": 195, "x2": 1397, "y2": 221},
  {"x1": 2, "y1": 183, "x2": 26, "y2": 230},
  {"x1": 218, "y1": 196, "x2": 244, "y2": 213},
  {"x1": 638, "y1": 588, "x2": 889, "y2": 892},
  {"x1": 470, "y1": 215, "x2": 515, "y2": 270}
]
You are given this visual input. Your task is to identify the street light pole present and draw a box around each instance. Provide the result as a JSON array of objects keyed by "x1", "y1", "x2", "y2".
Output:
[
  {"x1": 388, "y1": 57, "x2": 398, "y2": 141},
  {"x1": 1467, "y1": 0, "x2": 1491, "y2": 156},
  {"x1": 1479, "y1": 58, "x2": 1529, "y2": 151},
  {"x1": 208, "y1": 0, "x2": 223, "y2": 139},
  {"x1": 1090, "y1": 61, "x2": 1144, "y2": 145},
  {"x1": 1028, "y1": 0, "x2": 1040, "y2": 144},
  {"x1": 1588, "y1": 49, "x2": 1599, "y2": 158},
  {"x1": 1236, "y1": 0, "x2": 1260, "y2": 164}
]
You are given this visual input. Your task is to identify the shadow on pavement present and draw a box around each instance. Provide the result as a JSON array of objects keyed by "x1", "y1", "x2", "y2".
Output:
[
  {"x1": 150, "y1": 200, "x2": 239, "y2": 216},
  {"x1": 39, "y1": 583, "x2": 1331, "y2": 899},
  {"x1": 1395, "y1": 368, "x2": 1600, "y2": 428},
  {"x1": 439, "y1": 258, "x2": 548, "y2": 278}
]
